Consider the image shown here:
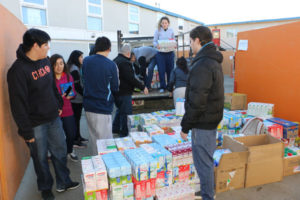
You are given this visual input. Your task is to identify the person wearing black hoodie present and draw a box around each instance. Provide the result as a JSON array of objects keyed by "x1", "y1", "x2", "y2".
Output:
[
  {"x1": 7, "y1": 29, "x2": 79, "y2": 200},
  {"x1": 113, "y1": 44, "x2": 148, "y2": 137},
  {"x1": 180, "y1": 26, "x2": 224, "y2": 200}
]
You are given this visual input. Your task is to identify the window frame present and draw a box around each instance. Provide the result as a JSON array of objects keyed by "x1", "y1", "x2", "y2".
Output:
[
  {"x1": 226, "y1": 29, "x2": 237, "y2": 38},
  {"x1": 20, "y1": 0, "x2": 48, "y2": 26},
  {"x1": 128, "y1": 5, "x2": 140, "y2": 34},
  {"x1": 86, "y1": 0, "x2": 103, "y2": 31}
]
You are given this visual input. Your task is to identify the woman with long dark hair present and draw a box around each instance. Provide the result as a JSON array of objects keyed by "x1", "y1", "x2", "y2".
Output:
[
  {"x1": 67, "y1": 50, "x2": 88, "y2": 148},
  {"x1": 166, "y1": 56, "x2": 189, "y2": 106},
  {"x1": 50, "y1": 54, "x2": 78, "y2": 162},
  {"x1": 153, "y1": 16, "x2": 176, "y2": 93}
]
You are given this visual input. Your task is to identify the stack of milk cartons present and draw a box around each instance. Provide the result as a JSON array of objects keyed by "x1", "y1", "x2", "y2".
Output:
[
  {"x1": 165, "y1": 142, "x2": 195, "y2": 184},
  {"x1": 222, "y1": 111, "x2": 243, "y2": 135},
  {"x1": 124, "y1": 148, "x2": 157, "y2": 200},
  {"x1": 81, "y1": 156, "x2": 108, "y2": 200},
  {"x1": 129, "y1": 132, "x2": 152, "y2": 147},
  {"x1": 101, "y1": 152, "x2": 133, "y2": 200},
  {"x1": 139, "y1": 113, "x2": 157, "y2": 126},
  {"x1": 115, "y1": 137, "x2": 136, "y2": 152},
  {"x1": 140, "y1": 143, "x2": 173, "y2": 188},
  {"x1": 152, "y1": 134, "x2": 178, "y2": 147},
  {"x1": 128, "y1": 114, "x2": 140, "y2": 131},
  {"x1": 157, "y1": 39, "x2": 177, "y2": 52},
  {"x1": 175, "y1": 98, "x2": 185, "y2": 116},
  {"x1": 247, "y1": 102, "x2": 274, "y2": 119},
  {"x1": 97, "y1": 139, "x2": 117, "y2": 155},
  {"x1": 155, "y1": 182, "x2": 195, "y2": 200},
  {"x1": 143, "y1": 124, "x2": 164, "y2": 137}
]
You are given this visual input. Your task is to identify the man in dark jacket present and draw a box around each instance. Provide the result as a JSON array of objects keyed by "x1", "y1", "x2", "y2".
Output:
[
  {"x1": 113, "y1": 44, "x2": 148, "y2": 137},
  {"x1": 180, "y1": 26, "x2": 224, "y2": 200},
  {"x1": 7, "y1": 29, "x2": 79, "y2": 200}
]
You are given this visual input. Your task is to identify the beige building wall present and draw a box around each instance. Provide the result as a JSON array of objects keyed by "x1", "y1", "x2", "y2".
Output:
[
  {"x1": 103, "y1": 0, "x2": 128, "y2": 33},
  {"x1": 0, "y1": 0, "x2": 21, "y2": 19},
  {"x1": 48, "y1": 0, "x2": 86, "y2": 29},
  {"x1": 0, "y1": 0, "x2": 203, "y2": 58},
  {"x1": 139, "y1": 7, "x2": 157, "y2": 35}
]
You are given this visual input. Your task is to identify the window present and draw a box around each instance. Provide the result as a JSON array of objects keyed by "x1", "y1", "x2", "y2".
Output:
[
  {"x1": 87, "y1": 0, "x2": 102, "y2": 31},
  {"x1": 21, "y1": 0, "x2": 47, "y2": 26},
  {"x1": 178, "y1": 18, "x2": 184, "y2": 31},
  {"x1": 128, "y1": 5, "x2": 139, "y2": 34},
  {"x1": 226, "y1": 29, "x2": 237, "y2": 38}
]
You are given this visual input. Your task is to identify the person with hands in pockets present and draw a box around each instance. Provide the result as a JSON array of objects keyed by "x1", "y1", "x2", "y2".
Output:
[
  {"x1": 180, "y1": 26, "x2": 224, "y2": 200},
  {"x1": 7, "y1": 29, "x2": 79, "y2": 200}
]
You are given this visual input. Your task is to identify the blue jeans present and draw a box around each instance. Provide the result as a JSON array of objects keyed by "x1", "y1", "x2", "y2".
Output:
[
  {"x1": 27, "y1": 117, "x2": 72, "y2": 191},
  {"x1": 112, "y1": 95, "x2": 132, "y2": 137},
  {"x1": 145, "y1": 57, "x2": 157, "y2": 88},
  {"x1": 155, "y1": 51, "x2": 175, "y2": 89},
  {"x1": 192, "y1": 128, "x2": 216, "y2": 200},
  {"x1": 61, "y1": 115, "x2": 76, "y2": 153}
]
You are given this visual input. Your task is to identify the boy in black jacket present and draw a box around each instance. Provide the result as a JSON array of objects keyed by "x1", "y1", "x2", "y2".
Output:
[
  {"x1": 7, "y1": 29, "x2": 79, "y2": 200},
  {"x1": 180, "y1": 26, "x2": 224, "y2": 200},
  {"x1": 113, "y1": 44, "x2": 148, "y2": 137}
]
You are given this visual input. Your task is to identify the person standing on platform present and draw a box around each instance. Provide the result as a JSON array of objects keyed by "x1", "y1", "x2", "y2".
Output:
[
  {"x1": 153, "y1": 16, "x2": 176, "y2": 93},
  {"x1": 131, "y1": 46, "x2": 157, "y2": 89}
]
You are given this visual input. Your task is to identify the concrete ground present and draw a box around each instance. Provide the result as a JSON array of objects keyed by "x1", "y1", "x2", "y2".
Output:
[{"x1": 15, "y1": 75, "x2": 300, "y2": 200}]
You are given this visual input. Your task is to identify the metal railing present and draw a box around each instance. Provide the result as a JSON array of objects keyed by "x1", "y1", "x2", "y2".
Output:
[{"x1": 117, "y1": 30, "x2": 235, "y2": 60}]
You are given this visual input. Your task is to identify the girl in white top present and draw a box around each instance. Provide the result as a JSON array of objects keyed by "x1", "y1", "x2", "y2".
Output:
[{"x1": 153, "y1": 16, "x2": 176, "y2": 93}]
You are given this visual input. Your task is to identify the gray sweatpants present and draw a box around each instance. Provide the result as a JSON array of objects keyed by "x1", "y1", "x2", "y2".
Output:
[
  {"x1": 173, "y1": 87, "x2": 186, "y2": 106},
  {"x1": 85, "y1": 111, "x2": 113, "y2": 155}
]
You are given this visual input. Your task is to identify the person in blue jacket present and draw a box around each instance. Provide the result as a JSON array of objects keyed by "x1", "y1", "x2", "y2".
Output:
[{"x1": 82, "y1": 36, "x2": 119, "y2": 155}]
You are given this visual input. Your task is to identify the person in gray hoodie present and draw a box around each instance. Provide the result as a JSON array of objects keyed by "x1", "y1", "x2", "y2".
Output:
[
  {"x1": 67, "y1": 50, "x2": 88, "y2": 148},
  {"x1": 132, "y1": 46, "x2": 157, "y2": 89}
]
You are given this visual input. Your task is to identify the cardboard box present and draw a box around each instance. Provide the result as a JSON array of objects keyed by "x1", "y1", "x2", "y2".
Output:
[
  {"x1": 215, "y1": 136, "x2": 248, "y2": 193},
  {"x1": 234, "y1": 134, "x2": 284, "y2": 188},
  {"x1": 224, "y1": 93, "x2": 247, "y2": 110},
  {"x1": 267, "y1": 118, "x2": 299, "y2": 139},
  {"x1": 284, "y1": 155, "x2": 300, "y2": 176}
]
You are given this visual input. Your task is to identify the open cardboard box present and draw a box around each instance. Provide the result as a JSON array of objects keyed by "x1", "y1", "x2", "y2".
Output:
[
  {"x1": 215, "y1": 135, "x2": 248, "y2": 193},
  {"x1": 284, "y1": 155, "x2": 300, "y2": 176},
  {"x1": 233, "y1": 134, "x2": 284, "y2": 188}
]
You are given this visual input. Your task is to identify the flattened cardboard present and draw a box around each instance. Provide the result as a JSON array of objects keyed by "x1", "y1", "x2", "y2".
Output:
[{"x1": 284, "y1": 155, "x2": 300, "y2": 176}]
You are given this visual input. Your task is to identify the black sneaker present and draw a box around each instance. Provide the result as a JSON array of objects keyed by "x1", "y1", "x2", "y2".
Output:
[
  {"x1": 73, "y1": 140, "x2": 87, "y2": 148},
  {"x1": 68, "y1": 152, "x2": 79, "y2": 162},
  {"x1": 41, "y1": 190, "x2": 55, "y2": 200},
  {"x1": 79, "y1": 137, "x2": 89, "y2": 144},
  {"x1": 195, "y1": 191, "x2": 202, "y2": 200},
  {"x1": 56, "y1": 181, "x2": 80, "y2": 193}
]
